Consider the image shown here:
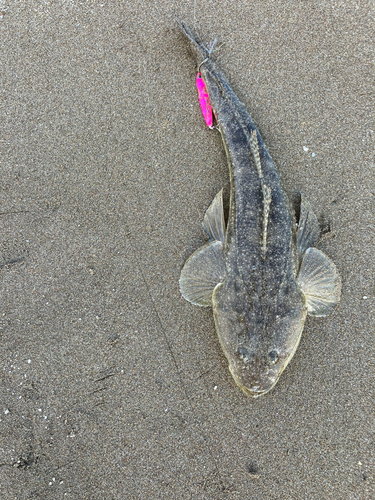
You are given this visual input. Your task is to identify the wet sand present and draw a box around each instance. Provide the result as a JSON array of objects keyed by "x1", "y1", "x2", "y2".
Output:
[{"x1": 0, "y1": 1, "x2": 373, "y2": 498}]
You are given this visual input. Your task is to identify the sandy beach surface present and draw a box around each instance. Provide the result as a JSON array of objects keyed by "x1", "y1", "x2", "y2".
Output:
[{"x1": 0, "y1": 1, "x2": 373, "y2": 498}]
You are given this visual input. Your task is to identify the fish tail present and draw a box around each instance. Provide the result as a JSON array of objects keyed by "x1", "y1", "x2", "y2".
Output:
[{"x1": 177, "y1": 21, "x2": 209, "y2": 63}]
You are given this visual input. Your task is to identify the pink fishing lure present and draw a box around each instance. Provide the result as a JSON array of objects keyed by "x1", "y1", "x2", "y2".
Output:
[{"x1": 196, "y1": 72, "x2": 213, "y2": 128}]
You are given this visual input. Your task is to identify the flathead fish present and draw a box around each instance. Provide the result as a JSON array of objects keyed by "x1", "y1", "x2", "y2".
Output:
[{"x1": 178, "y1": 22, "x2": 341, "y2": 397}]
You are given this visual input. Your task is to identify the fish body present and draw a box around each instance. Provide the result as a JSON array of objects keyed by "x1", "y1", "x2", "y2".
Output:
[{"x1": 178, "y1": 23, "x2": 341, "y2": 397}]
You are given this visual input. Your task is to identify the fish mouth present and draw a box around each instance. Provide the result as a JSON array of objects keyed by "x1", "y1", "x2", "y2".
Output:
[
  {"x1": 240, "y1": 385, "x2": 269, "y2": 398},
  {"x1": 234, "y1": 377, "x2": 278, "y2": 398},
  {"x1": 229, "y1": 364, "x2": 279, "y2": 398}
]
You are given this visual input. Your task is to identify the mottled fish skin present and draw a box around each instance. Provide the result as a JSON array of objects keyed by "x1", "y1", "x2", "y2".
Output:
[{"x1": 178, "y1": 22, "x2": 341, "y2": 397}]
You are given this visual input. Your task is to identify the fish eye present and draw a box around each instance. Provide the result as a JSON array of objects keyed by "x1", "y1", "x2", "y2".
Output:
[
  {"x1": 238, "y1": 346, "x2": 249, "y2": 361},
  {"x1": 268, "y1": 350, "x2": 279, "y2": 364}
]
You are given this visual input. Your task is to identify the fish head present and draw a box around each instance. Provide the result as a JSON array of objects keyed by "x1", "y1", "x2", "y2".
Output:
[
  {"x1": 213, "y1": 281, "x2": 307, "y2": 397},
  {"x1": 229, "y1": 312, "x2": 306, "y2": 397}
]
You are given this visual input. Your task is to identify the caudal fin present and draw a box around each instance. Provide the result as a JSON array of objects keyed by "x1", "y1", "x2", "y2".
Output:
[{"x1": 177, "y1": 21, "x2": 208, "y2": 60}]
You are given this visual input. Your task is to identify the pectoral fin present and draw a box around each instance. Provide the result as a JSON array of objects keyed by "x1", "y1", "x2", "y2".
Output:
[
  {"x1": 202, "y1": 189, "x2": 226, "y2": 243},
  {"x1": 297, "y1": 247, "x2": 341, "y2": 317},
  {"x1": 297, "y1": 195, "x2": 320, "y2": 259},
  {"x1": 180, "y1": 240, "x2": 226, "y2": 307}
]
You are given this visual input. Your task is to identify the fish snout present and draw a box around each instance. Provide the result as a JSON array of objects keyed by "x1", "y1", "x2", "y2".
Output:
[{"x1": 229, "y1": 350, "x2": 279, "y2": 397}]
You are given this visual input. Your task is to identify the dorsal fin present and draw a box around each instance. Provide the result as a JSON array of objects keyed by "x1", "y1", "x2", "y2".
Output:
[
  {"x1": 250, "y1": 129, "x2": 263, "y2": 179},
  {"x1": 250, "y1": 129, "x2": 272, "y2": 256}
]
